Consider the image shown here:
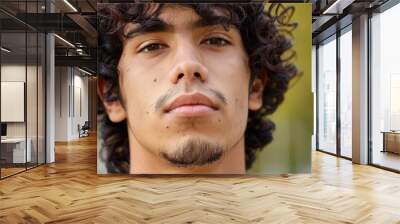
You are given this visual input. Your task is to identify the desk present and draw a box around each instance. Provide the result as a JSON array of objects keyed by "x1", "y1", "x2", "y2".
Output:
[
  {"x1": 1, "y1": 138, "x2": 31, "y2": 163},
  {"x1": 382, "y1": 131, "x2": 400, "y2": 154}
]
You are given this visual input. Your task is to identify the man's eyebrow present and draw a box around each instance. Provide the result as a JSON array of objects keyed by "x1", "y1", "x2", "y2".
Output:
[
  {"x1": 125, "y1": 17, "x2": 172, "y2": 39},
  {"x1": 124, "y1": 15, "x2": 234, "y2": 39},
  {"x1": 193, "y1": 15, "x2": 234, "y2": 31}
]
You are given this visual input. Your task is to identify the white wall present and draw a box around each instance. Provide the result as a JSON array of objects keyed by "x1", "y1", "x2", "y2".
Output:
[
  {"x1": 1, "y1": 63, "x2": 46, "y2": 164},
  {"x1": 55, "y1": 66, "x2": 69, "y2": 141},
  {"x1": 54, "y1": 66, "x2": 89, "y2": 141},
  {"x1": 1, "y1": 65, "x2": 26, "y2": 138},
  {"x1": 1, "y1": 65, "x2": 39, "y2": 138},
  {"x1": 72, "y1": 72, "x2": 89, "y2": 138}
]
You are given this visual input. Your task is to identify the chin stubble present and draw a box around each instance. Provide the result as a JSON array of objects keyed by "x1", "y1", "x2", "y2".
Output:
[{"x1": 160, "y1": 138, "x2": 224, "y2": 167}]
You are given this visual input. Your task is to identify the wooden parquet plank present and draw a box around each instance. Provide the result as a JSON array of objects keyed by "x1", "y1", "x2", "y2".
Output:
[{"x1": 0, "y1": 134, "x2": 400, "y2": 223}]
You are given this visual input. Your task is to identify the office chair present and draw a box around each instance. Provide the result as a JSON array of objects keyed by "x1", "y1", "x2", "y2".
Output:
[{"x1": 79, "y1": 121, "x2": 90, "y2": 138}]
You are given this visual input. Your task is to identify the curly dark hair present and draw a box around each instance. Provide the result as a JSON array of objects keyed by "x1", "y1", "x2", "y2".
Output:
[{"x1": 98, "y1": 2, "x2": 298, "y2": 173}]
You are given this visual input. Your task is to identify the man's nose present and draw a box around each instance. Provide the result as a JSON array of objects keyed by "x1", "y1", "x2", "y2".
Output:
[{"x1": 168, "y1": 43, "x2": 209, "y2": 85}]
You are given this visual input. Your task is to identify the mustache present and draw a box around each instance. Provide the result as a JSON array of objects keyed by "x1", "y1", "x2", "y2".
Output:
[{"x1": 154, "y1": 85, "x2": 227, "y2": 112}]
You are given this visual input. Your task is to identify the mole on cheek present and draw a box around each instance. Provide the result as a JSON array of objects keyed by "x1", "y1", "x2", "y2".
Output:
[
  {"x1": 166, "y1": 126, "x2": 169, "y2": 129},
  {"x1": 153, "y1": 78, "x2": 157, "y2": 83}
]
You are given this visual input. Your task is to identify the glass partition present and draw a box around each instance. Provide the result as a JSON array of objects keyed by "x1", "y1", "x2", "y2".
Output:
[
  {"x1": 317, "y1": 35, "x2": 337, "y2": 155},
  {"x1": 0, "y1": 5, "x2": 28, "y2": 177},
  {"x1": 0, "y1": 0, "x2": 46, "y2": 179},
  {"x1": 339, "y1": 27, "x2": 352, "y2": 158},
  {"x1": 38, "y1": 31, "x2": 45, "y2": 165},
  {"x1": 27, "y1": 31, "x2": 38, "y2": 169},
  {"x1": 371, "y1": 3, "x2": 400, "y2": 171}
]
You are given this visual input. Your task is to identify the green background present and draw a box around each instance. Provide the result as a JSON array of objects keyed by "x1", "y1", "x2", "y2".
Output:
[{"x1": 249, "y1": 3, "x2": 313, "y2": 174}]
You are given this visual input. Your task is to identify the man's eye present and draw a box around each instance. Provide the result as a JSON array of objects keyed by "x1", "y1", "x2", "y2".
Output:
[
  {"x1": 139, "y1": 43, "x2": 166, "y2": 53},
  {"x1": 203, "y1": 37, "x2": 230, "y2": 47}
]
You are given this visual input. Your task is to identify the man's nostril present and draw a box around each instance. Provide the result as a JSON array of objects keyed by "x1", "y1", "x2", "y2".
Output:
[
  {"x1": 194, "y1": 72, "x2": 201, "y2": 78},
  {"x1": 178, "y1": 73, "x2": 184, "y2": 79}
]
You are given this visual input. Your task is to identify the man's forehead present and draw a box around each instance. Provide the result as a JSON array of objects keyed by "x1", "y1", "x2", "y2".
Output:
[
  {"x1": 158, "y1": 5, "x2": 201, "y2": 26},
  {"x1": 157, "y1": 4, "x2": 230, "y2": 24},
  {"x1": 122, "y1": 4, "x2": 232, "y2": 36}
]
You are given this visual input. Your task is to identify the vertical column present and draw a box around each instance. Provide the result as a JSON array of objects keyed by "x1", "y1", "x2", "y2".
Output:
[
  {"x1": 46, "y1": 1, "x2": 55, "y2": 163},
  {"x1": 312, "y1": 45, "x2": 317, "y2": 151},
  {"x1": 352, "y1": 14, "x2": 369, "y2": 164},
  {"x1": 336, "y1": 29, "x2": 341, "y2": 157}
]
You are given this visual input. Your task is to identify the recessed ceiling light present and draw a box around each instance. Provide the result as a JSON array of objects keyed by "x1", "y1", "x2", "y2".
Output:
[
  {"x1": 322, "y1": 0, "x2": 352, "y2": 15},
  {"x1": 54, "y1": 34, "x2": 75, "y2": 48},
  {"x1": 1, "y1": 47, "x2": 11, "y2": 53},
  {"x1": 77, "y1": 67, "x2": 93, "y2": 76},
  {"x1": 63, "y1": 0, "x2": 78, "y2": 12}
]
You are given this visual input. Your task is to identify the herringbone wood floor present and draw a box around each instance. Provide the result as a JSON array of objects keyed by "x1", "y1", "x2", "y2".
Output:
[{"x1": 0, "y1": 134, "x2": 400, "y2": 224}]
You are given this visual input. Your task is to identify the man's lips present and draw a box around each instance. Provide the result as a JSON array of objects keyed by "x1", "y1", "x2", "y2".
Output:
[{"x1": 163, "y1": 92, "x2": 218, "y2": 117}]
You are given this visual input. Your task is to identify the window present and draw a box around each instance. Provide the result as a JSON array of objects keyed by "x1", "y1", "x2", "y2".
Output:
[
  {"x1": 317, "y1": 35, "x2": 337, "y2": 154},
  {"x1": 339, "y1": 27, "x2": 352, "y2": 158},
  {"x1": 371, "y1": 2, "x2": 400, "y2": 171}
]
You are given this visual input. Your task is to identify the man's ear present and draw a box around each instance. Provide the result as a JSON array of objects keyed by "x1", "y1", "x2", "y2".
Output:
[
  {"x1": 249, "y1": 72, "x2": 267, "y2": 111},
  {"x1": 103, "y1": 100, "x2": 127, "y2": 123},
  {"x1": 98, "y1": 79, "x2": 127, "y2": 123}
]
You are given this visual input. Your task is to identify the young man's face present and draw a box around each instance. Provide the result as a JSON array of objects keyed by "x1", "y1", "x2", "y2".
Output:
[{"x1": 109, "y1": 5, "x2": 264, "y2": 167}]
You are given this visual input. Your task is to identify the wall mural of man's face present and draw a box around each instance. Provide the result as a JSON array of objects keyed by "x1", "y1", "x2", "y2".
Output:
[{"x1": 105, "y1": 5, "x2": 265, "y2": 173}]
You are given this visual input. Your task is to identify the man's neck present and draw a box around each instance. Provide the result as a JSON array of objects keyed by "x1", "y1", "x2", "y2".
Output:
[{"x1": 128, "y1": 134, "x2": 246, "y2": 174}]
